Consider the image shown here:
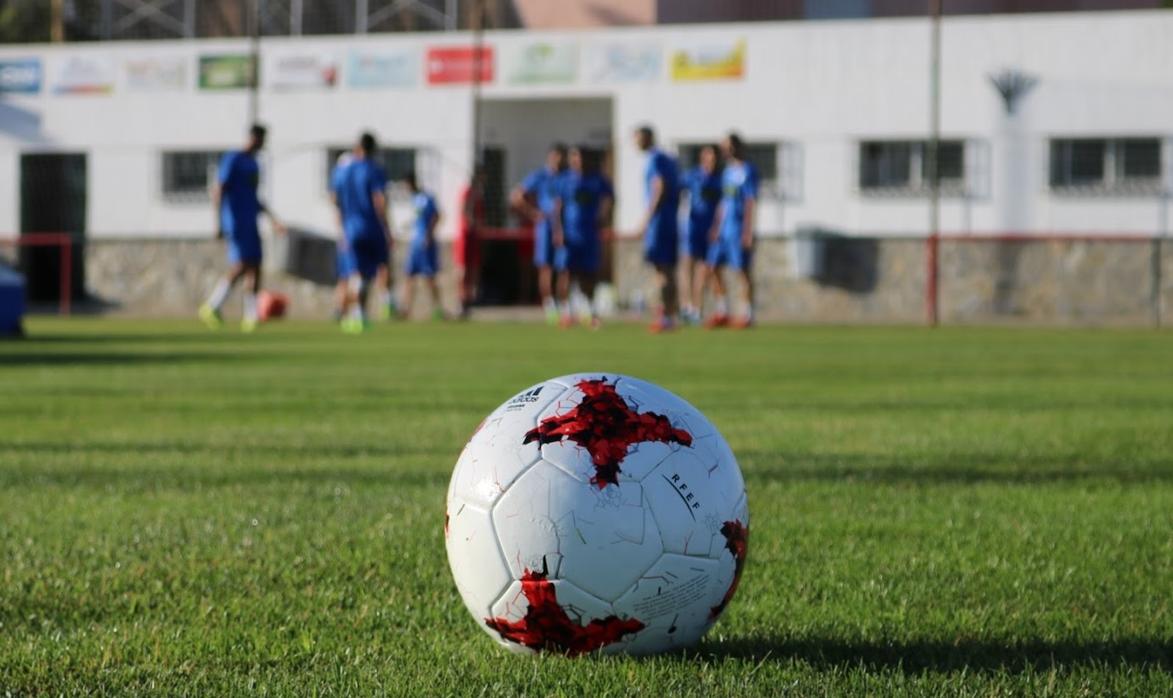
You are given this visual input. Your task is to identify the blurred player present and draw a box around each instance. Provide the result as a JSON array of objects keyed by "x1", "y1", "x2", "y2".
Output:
[
  {"x1": 329, "y1": 150, "x2": 355, "y2": 322},
  {"x1": 552, "y1": 146, "x2": 613, "y2": 330},
  {"x1": 400, "y1": 172, "x2": 444, "y2": 320},
  {"x1": 337, "y1": 132, "x2": 392, "y2": 334},
  {"x1": 511, "y1": 144, "x2": 567, "y2": 324},
  {"x1": 706, "y1": 133, "x2": 758, "y2": 329},
  {"x1": 455, "y1": 165, "x2": 486, "y2": 319},
  {"x1": 679, "y1": 144, "x2": 723, "y2": 325},
  {"x1": 634, "y1": 125, "x2": 681, "y2": 333},
  {"x1": 200, "y1": 123, "x2": 285, "y2": 332}
]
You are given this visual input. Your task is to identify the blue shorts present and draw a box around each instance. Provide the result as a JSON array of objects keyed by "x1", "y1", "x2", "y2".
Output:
[
  {"x1": 554, "y1": 238, "x2": 601, "y2": 274},
  {"x1": 532, "y1": 220, "x2": 555, "y2": 268},
  {"x1": 706, "y1": 236, "x2": 753, "y2": 271},
  {"x1": 406, "y1": 241, "x2": 439, "y2": 277},
  {"x1": 346, "y1": 235, "x2": 390, "y2": 280},
  {"x1": 644, "y1": 219, "x2": 678, "y2": 267},
  {"x1": 226, "y1": 230, "x2": 262, "y2": 265},
  {"x1": 335, "y1": 242, "x2": 354, "y2": 280},
  {"x1": 683, "y1": 218, "x2": 715, "y2": 260}
]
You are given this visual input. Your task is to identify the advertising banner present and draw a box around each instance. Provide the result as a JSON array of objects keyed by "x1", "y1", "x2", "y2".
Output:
[
  {"x1": 125, "y1": 56, "x2": 187, "y2": 92},
  {"x1": 347, "y1": 49, "x2": 419, "y2": 89},
  {"x1": 266, "y1": 52, "x2": 337, "y2": 90},
  {"x1": 506, "y1": 42, "x2": 577, "y2": 85},
  {"x1": 199, "y1": 54, "x2": 254, "y2": 90},
  {"x1": 53, "y1": 54, "x2": 116, "y2": 94},
  {"x1": 670, "y1": 40, "x2": 746, "y2": 82},
  {"x1": 586, "y1": 43, "x2": 661, "y2": 83},
  {"x1": 0, "y1": 58, "x2": 41, "y2": 94},
  {"x1": 426, "y1": 46, "x2": 494, "y2": 85}
]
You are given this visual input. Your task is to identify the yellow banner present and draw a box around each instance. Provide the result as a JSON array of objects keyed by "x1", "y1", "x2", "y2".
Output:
[{"x1": 671, "y1": 40, "x2": 745, "y2": 82}]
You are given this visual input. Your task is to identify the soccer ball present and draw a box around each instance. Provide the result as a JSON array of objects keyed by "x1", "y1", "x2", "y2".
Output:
[{"x1": 445, "y1": 373, "x2": 748, "y2": 656}]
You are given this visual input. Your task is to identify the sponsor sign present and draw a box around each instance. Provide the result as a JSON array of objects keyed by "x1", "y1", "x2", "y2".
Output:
[
  {"x1": 199, "y1": 54, "x2": 254, "y2": 90},
  {"x1": 586, "y1": 43, "x2": 660, "y2": 83},
  {"x1": 0, "y1": 58, "x2": 41, "y2": 94},
  {"x1": 347, "y1": 49, "x2": 419, "y2": 88},
  {"x1": 124, "y1": 56, "x2": 187, "y2": 92},
  {"x1": 670, "y1": 40, "x2": 746, "y2": 82},
  {"x1": 53, "y1": 54, "x2": 115, "y2": 94},
  {"x1": 506, "y1": 42, "x2": 577, "y2": 85},
  {"x1": 266, "y1": 52, "x2": 337, "y2": 90},
  {"x1": 426, "y1": 46, "x2": 493, "y2": 85}
]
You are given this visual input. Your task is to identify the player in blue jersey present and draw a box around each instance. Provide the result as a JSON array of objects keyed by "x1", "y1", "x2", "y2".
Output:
[
  {"x1": 336, "y1": 132, "x2": 393, "y2": 334},
  {"x1": 400, "y1": 172, "x2": 445, "y2": 321},
  {"x1": 679, "y1": 144, "x2": 723, "y2": 325},
  {"x1": 510, "y1": 144, "x2": 567, "y2": 324},
  {"x1": 329, "y1": 151, "x2": 355, "y2": 323},
  {"x1": 552, "y1": 146, "x2": 613, "y2": 330},
  {"x1": 634, "y1": 125, "x2": 682, "y2": 333},
  {"x1": 200, "y1": 124, "x2": 285, "y2": 332},
  {"x1": 706, "y1": 133, "x2": 758, "y2": 329}
]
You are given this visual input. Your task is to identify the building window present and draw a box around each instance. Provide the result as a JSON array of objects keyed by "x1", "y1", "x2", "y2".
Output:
[
  {"x1": 676, "y1": 141, "x2": 802, "y2": 200},
  {"x1": 161, "y1": 151, "x2": 224, "y2": 201},
  {"x1": 859, "y1": 140, "x2": 965, "y2": 196},
  {"x1": 325, "y1": 146, "x2": 417, "y2": 192},
  {"x1": 1050, "y1": 138, "x2": 1163, "y2": 194}
]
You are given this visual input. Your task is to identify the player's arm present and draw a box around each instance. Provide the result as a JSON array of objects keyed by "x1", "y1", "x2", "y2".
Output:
[
  {"x1": 511, "y1": 176, "x2": 542, "y2": 222},
  {"x1": 741, "y1": 196, "x2": 756, "y2": 249},
  {"x1": 709, "y1": 201, "x2": 724, "y2": 244},
  {"x1": 552, "y1": 197, "x2": 565, "y2": 248},
  {"x1": 259, "y1": 201, "x2": 287, "y2": 236},
  {"x1": 427, "y1": 204, "x2": 441, "y2": 246},
  {"x1": 642, "y1": 174, "x2": 664, "y2": 233}
]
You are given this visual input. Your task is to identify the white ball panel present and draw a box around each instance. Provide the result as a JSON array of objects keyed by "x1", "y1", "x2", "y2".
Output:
[
  {"x1": 445, "y1": 498, "x2": 512, "y2": 622},
  {"x1": 611, "y1": 554, "x2": 721, "y2": 655}
]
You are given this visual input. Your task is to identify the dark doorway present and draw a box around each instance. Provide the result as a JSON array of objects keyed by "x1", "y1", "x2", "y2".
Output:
[
  {"x1": 20, "y1": 153, "x2": 87, "y2": 304},
  {"x1": 478, "y1": 146, "x2": 530, "y2": 305}
]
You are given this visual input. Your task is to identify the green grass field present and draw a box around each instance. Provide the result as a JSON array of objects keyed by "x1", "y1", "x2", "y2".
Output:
[{"x1": 2, "y1": 319, "x2": 1171, "y2": 696}]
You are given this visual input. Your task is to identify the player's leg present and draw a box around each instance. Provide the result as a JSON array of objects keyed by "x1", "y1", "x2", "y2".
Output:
[
  {"x1": 401, "y1": 274, "x2": 417, "y2": 320},
  {"x1": 706, "y1": 264, "x2": 730, "y2": 329},
  {"x1": 678, "y1": 253, "x2": 695, "y2": 321},
  {"x1": 732, "y1": 247, "x2": 754, "y2": 328},
  {"x1": 427, "y1": 273, "x2": 444, "y2": 321},
  {"x1": 201, "y1": 261, "x2": 242, "y2": 328},
  {"x1": 650, "y1": 263, "x2": 678, "y2": 333},
  {"x1": 376, "y1": 263, "x2": 395, "y2": 320},
  {"x1": 691, "y1": 259, "x2": 709, "y2": 321},
  {"x1": 555, "y1": 268, "x2": 571, "y2": 328},
  {"x1": 578, "y1": 272, "x2": 600, "y2": 329},
  {"x1": 240, "y1": 262, "x2": 262, "y2": 332}
]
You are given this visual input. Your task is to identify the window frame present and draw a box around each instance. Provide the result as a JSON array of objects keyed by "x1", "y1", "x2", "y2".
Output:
[
  {"x1": 857, "y1": 139, "x2": 968, "y2": 197},
  {"x1": 160, "y1": 149, "x2": 226, "y2": 202},
  {"x1": 1049, "y1": 137, "x2": 1164, "y2": 196}
]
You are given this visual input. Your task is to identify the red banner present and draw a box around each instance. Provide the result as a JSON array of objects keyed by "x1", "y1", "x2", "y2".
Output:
[{"x1": 426, "y1": 46, "x2": 494, "y2": 85}]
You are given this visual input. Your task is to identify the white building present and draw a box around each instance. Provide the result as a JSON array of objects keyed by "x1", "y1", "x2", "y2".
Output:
[{"x1": 1, "y1": 9, "x2": 1171, "y2": 309}]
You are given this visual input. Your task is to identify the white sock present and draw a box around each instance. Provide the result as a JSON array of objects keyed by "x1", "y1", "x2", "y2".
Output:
[
  {"x1": 207, "y1": 279, "x2": 231, "y2": 311},
  {"x1": 744, "y1": 304, "x2": 754, "y2": 321},
  {"x1": 558, "y1": 301, "x2": 571, "y2": 318},
  {"x1": 349, "y1": 303, "x2": 364, "y2": 322},
  {"x1": 543, "y1": 297, "x2": 557, "y2": 313},
  {"x1": 379, "y1": 290, "x2": 393, "y2": 310},
  {"x1": 243, "y1": 293, "x2": 258, "y2": 322},
  {"x1": 715, "y1": 297, "x2": 729, "y2": 316}
]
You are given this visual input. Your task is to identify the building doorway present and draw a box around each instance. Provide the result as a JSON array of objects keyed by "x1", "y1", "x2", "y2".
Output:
[
  {"x1": 20, "y1": 153, "x2": 87, "y2": 304},
  {"x1": 479, "y1": 97, "x2": 612, "y2": 305}
]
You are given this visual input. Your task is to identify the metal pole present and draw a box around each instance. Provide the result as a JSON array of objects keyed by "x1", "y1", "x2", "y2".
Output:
[
  {"x1": 926, "y1": 0, "x2": 942, "y2": 327},
  {"x1": 183, "y1": 0, "x2": 195, "y2": 37},
  {"x1": 50, "y1": 0, "x2": 65, "y2": 41},
  {"x1": 291, "y1": 0, "x2": 303, "y2": 35},
  {"x1": 1156, "y1": 190, "x2": 1168, "y2": 328},
  {"x1": 357, "y1": 0, "x2": 369, "y2": 33},
  {"x1": 470, "y1": 0, "x2": 485, "y2": 173},
  {"x1": 247, "y1": 0, "x2": 261, "y2": 126},
  {"x1": 446, "y1": 0, "x2": 459, "y2": 30}
]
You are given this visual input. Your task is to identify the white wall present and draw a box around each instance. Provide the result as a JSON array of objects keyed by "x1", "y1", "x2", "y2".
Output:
[{"x1": 1, "y1": 10, "x2": 1171, "y2": 242}]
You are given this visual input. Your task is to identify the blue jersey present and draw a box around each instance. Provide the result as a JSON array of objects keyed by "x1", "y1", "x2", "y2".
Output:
[
  {"x1": 719, "y1": 161, "x2": 758, "y2": 240},
  {"x1": 218, "y1": 151, "x2": 261, "y2": 238},
  {"x1": 683, "y1": 166, "x2": 723, "y2": 236},
  {"x1": 644, "y1": 148, "x2": 680, "y2": 223},
  {"x1": 329, "y1": 154, "x2": 354, "y2": 213},
  {"x1": 338, "y1": 158, "x2": 388, "y2": 241},
  {"x1": 412, "y1": 191, "x2": 439, "y2": 245},
  {"x1": 559, "y1": 172, "x2": 613, "y2": 244}
]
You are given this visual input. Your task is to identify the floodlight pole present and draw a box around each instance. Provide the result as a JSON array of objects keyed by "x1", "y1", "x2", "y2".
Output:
[
  {"x1": 926, "y1": 0, "x2": 943, "y2": 327},
  {"x1": 247, "y1": 0, "x2": 262, "y2": 126},
  {"x1": 471, "y1": 0, "x2": 485, "y2": 173}
]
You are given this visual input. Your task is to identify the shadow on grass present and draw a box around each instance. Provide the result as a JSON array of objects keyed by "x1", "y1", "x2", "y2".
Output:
[
  {"x1": 742, "y1": 451, "x2": 1173, "y2": 485},
  {"x1": 694, "y1": 636, "x2": 1173, "y2": 673},
  {"x1": 0, "y1": 351, "x2": 268, "y2": 367},
  {"x1": 0, "y1": 461, "x2": 449, "y2": 491}
]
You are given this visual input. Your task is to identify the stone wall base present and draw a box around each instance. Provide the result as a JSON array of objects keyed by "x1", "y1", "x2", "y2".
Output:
[{"x1": 15, "y1": 235, "x2": 1168, "y2": 326}]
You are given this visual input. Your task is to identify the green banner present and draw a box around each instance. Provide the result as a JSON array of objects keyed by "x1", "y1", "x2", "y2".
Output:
[{"x1": 198, "y1": 54, "x2": 255, "y2": 90}]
